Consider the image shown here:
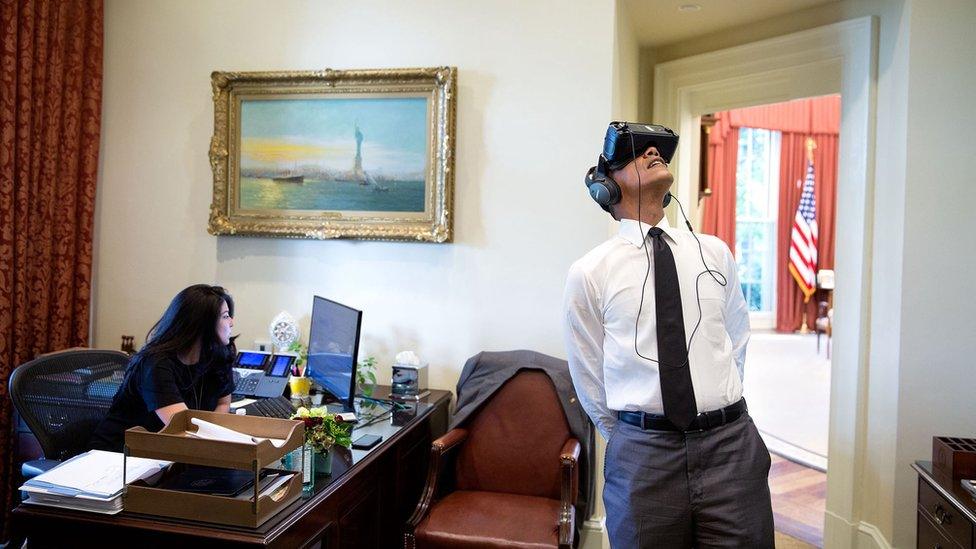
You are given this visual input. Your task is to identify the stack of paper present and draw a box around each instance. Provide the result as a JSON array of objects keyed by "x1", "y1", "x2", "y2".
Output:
[
  {"x1": 187, "y1": 418, "x2": 288, "y2": 448},
  {"x1": 20, "y1": 450, "x2": 171, "y2": 514}
]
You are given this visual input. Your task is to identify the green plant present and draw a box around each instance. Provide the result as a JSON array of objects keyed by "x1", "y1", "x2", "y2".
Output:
[
  {"x1": 287, "y1": 341, "x2": 307, "y2": 370},
  {"x1": 290, "y1": 406, "x2": 352, "y2": 452},
  {"x1": 357, "y1": 356, "x2": 377, "y2": 396}
]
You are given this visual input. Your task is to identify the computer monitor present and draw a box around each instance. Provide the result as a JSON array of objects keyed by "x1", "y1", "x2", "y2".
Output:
[{"x1": 306, "y1": 296, "x2": 361, "y2": 412}]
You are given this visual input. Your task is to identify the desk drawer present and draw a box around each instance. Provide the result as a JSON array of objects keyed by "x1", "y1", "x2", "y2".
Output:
[
  {"x1": 919, "y1": 510, "x2": 964, "y2": 549},
  {"x1": 919, "y1": 478, "x2": 974, "y2": 548}
]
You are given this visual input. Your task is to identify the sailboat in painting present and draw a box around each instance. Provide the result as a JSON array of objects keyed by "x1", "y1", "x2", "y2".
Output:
[{"x1": 272, "y1": 174, "x2": 304, "y2": 184}]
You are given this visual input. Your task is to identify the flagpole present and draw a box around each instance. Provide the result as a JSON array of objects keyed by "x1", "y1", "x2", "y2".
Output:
[{"x1": 799, "y1": 138, "x2": 817, "y2": 334}]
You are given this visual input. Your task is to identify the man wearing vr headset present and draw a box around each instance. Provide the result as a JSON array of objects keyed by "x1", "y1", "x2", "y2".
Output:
[{"x1": 563, "y1": 123, "x2": 773, "y2": 547}]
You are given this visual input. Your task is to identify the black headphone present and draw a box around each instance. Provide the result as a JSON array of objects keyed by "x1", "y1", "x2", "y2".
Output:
[
  {"x1": 584, "y1": 160, "x2": 620, "y2": 210},
  {"x1": 584, "y1": 160, "x2": 672, "y2": 211}
]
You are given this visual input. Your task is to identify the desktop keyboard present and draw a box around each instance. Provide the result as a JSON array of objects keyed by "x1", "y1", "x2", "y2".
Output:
[{"x1": 240, "y1": 396, "x2": 297, "y2": 419}]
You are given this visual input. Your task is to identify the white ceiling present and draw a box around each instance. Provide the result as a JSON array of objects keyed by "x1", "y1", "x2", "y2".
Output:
[{"x1": 621, "y1": 0, "x2": 839, "y2": 47}]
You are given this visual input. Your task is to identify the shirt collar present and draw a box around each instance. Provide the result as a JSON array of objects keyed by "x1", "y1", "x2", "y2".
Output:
[{"x1": 618, "y1": 216, "x2": 677, "y2": 248}]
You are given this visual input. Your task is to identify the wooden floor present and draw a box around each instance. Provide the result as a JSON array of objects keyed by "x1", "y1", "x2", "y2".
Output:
[{"x1": 769, "y1": 453, "x2": 826, "y2": 548}]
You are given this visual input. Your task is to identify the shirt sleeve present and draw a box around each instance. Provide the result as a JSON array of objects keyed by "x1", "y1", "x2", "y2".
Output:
[
  {"x1": 563, "y1": 262, "x2": 616, "y2": 440},
  {"x1": 722, "y1": 244, "x2": 751, "y2": 381},
  {"x1": 139, "y1": 357, "x2": 185, "y2": 411},
  {"x1": 218, "y1": 363, "x2": 235, "y2": 399}
]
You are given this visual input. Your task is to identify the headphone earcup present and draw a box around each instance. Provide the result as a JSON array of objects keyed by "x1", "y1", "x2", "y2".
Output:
[
  {"x1": 585, "y1": 166, "x2": 621, "y2": 207},
  {"x1": 662, "y1": 192, "x2": 672, "y2": 208}
]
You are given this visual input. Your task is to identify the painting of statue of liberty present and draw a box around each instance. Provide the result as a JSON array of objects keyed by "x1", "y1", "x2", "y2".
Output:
[
  {"x1": 238, "y1": 97, "x2": 427, "y2": 212},
  {"x1": 209, "y1": 67, "x2": 455, "y2": 242}
]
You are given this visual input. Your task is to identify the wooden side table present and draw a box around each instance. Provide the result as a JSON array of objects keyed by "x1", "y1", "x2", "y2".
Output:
[{"x1": 913, "y1": 461, "x2": 976, "y2": 548}]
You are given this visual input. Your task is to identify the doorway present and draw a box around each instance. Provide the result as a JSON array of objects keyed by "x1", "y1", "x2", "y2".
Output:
[
  {"x1": 700, "y1": 95, "x2": 839, "y2": 547},
  {"x1": 653, "y1": 17, "x2": 876, "y2": 549}
]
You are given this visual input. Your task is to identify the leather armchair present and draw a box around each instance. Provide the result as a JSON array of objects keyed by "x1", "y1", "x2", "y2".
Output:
[{"x1": 404, "y1": 370, "x2": 579, "y2": 548}]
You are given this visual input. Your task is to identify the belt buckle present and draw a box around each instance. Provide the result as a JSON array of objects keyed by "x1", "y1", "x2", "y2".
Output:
[{"x1": 685, "y1": 412, "x2": 707, "y2": 433}]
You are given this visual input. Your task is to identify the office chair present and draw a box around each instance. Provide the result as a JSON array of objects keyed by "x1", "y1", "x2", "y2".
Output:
[
  {"x1": 404, "y1": 369, "x2": 580, "y2": 549},
  {"x1": 9, "y1": 349, "x2": 129, "y2": 477}
]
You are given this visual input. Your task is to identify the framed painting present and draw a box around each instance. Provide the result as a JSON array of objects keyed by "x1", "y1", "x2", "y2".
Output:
[{"x1": 208, "y1": 67, "x2": 456, "y2": 242}]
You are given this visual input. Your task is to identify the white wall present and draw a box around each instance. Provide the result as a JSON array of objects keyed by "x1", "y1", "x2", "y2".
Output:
[
  {"x1": 612, "y1": 5, "x2": 639, "y2": 122},
  {"x1": 893, "y1": 1, "x2": 976, "y2": 546},
  {"x1": 93, "y1": 0, "x2": 618, "y2": 394}
]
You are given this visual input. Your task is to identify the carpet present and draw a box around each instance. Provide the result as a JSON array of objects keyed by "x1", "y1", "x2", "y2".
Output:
[
  {"x1": 775, "y1": 531, "x2": 818, "y2": 548},
  {"x1": 742, "y1": 332, "x2": 831, "y2": 470}
]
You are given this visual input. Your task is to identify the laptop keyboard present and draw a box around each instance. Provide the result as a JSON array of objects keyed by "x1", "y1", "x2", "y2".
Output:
[{"x1": 241, "y1": 396, "x2": 296, "y2": 419}]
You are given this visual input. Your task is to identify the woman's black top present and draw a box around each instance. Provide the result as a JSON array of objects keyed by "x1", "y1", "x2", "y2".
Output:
[{"x1": 89, "y1": 353, "x2": 235, "y2": 452}]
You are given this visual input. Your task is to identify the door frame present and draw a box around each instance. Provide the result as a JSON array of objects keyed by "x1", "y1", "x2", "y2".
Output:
[{"x1": 653, "y1": 17, "x2": 879, "y2": 549}]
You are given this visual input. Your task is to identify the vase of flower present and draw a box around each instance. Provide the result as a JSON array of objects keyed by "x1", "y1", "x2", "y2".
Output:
[
  {"x1": 314, "y1": 449, "x2": 332, "y2": 476},
  {"x1": 289, "y1": 406, "x2": 352, "y2": 481}
]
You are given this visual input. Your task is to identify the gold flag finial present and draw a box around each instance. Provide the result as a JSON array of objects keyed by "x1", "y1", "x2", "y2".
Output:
[{"x1": 805, "y1": 137, "x2": 817, "y2": 163}]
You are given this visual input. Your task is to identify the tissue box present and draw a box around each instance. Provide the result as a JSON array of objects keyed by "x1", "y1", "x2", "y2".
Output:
[{"x1": 391, "y1": 362, "x2": 429, "y2": 400}]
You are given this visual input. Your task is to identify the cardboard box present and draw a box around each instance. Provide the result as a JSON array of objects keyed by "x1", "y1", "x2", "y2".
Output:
[{"x1": 123, "y1": 410, "x2": 305, "y2": 527}]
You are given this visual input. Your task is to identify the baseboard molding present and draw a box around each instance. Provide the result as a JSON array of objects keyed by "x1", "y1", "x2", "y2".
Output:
[
  {"x1": 824, "y1": 511, "x2": 893, "y2": 549},
  {"x1": 759, "y1": 429, "x2": 828, "y2": 471},
  {"x1": 856, "y1": 521, "x2": 892, "y2": 549},
  {"x1": 580, "y1": 517, "x2": 607, "y2": 549}
]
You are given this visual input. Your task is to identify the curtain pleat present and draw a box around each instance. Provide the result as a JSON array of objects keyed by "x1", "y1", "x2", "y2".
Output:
[{"x1": 0, "y1": 0, "x2": 103, "y2": 536}]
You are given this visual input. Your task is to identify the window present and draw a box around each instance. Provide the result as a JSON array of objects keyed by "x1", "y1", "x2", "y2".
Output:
[{"x1": 735, "y1": 128, "x2": 780, "y2": 326}]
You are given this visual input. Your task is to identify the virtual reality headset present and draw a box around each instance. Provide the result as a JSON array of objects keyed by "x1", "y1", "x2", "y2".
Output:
[{"x1": 601, "y1": 121, "x2": 679, "y2": 172}]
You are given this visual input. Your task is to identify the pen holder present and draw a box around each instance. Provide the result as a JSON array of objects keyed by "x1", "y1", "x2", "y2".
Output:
[{"x1": 289, "y1": 376, "x2": 311, "y2": 398}]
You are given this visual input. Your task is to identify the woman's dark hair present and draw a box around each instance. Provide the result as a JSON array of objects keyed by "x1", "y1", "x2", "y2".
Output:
[{"x1": 129, "y1": 284, "x2": 236, "y2": 375}]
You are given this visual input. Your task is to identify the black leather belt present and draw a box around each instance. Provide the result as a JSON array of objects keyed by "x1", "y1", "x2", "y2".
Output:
[{"x1": 616, "y1": 398, "x2": 748, "y2": 432}]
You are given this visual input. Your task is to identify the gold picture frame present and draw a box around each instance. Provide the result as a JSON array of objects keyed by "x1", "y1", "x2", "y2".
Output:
[{"x1": 208, "y1": 67, "x2": 456, "y2": 242}]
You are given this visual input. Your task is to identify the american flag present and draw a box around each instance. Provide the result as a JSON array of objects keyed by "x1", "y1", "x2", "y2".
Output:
[{"x1": 788, "y1": 160, "x2": 818, "y2": 302}]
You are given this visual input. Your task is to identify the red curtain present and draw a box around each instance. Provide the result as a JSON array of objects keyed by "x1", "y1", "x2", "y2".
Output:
[
  {"x1": 0, "y1": 0, "x2": 103, "y2": 534},
  {"x1": 775, "y1": 134, "x2": 838, "y2": 332},
  {"x1": 700, "y1": 117, "x2": 738, "y2": 249},
  {"x1": 701, "y1": 96, "x2": 840, "y2": 331}
]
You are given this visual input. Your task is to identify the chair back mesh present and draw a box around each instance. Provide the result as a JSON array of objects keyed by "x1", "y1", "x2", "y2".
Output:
[{"x1": 9, "y1": 349, "x2": 129, "y2": 461}]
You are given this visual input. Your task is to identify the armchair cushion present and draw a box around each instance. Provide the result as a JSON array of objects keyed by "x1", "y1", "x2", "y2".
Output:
[{"x1": 414, "y1": 490, "x2": 561, "y2": 549}]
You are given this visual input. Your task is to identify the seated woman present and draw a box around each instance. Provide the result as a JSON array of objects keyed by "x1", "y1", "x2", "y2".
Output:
[{"x1": 90, "y1": 284, "x2": 237, "y2": 452}]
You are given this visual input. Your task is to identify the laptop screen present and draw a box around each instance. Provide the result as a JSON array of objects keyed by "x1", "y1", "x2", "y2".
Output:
[
  {"x1": 306, "y1": 296, "x2": 361, "y2": 412},
  {"x1": 235, "y1": 351, "x2": 269, "y2": 369},
  {"x1": 267, "y1": 355, "x2": 295, "y2": 378}
]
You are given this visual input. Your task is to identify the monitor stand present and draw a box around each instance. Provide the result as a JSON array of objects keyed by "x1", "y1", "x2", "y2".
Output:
[{"x1": 317, "y1": 390, "x2": 354, "y2": 413}]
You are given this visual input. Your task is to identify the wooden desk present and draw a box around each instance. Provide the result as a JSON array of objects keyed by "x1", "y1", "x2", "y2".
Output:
[
  {"x1": 913, "y1": 461, "x2": 976, "y2": 548},
  {"x1": 11, "y1": 387, "x2": 451, "y2": 548}
]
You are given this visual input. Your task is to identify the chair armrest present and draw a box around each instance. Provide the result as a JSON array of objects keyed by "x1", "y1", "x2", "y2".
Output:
[
  {"x1": 21, "y1": 458, "x2": 62, "y2": 480},
  {"x1": 432, "y1": 428, "x2": 468, "y2": 453},
  {"x1": 560, "y1": 438, "x2": 580, "y2": 505},
  {"x1": 404, "y1": 428, "x2": 469, "y2": 544},
  {"x1": 558, "y1": 438, "x2": 581, "y2": 549}
]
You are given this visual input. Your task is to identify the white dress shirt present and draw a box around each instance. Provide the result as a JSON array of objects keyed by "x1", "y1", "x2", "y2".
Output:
[{"x1": 563, "y1": 217, "x2": 750, "y2": 439}]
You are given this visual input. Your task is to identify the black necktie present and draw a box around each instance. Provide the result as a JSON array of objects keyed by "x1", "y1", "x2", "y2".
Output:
[{"x1": 648, "y1": 227, "x2": 698, "y2": 430}]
